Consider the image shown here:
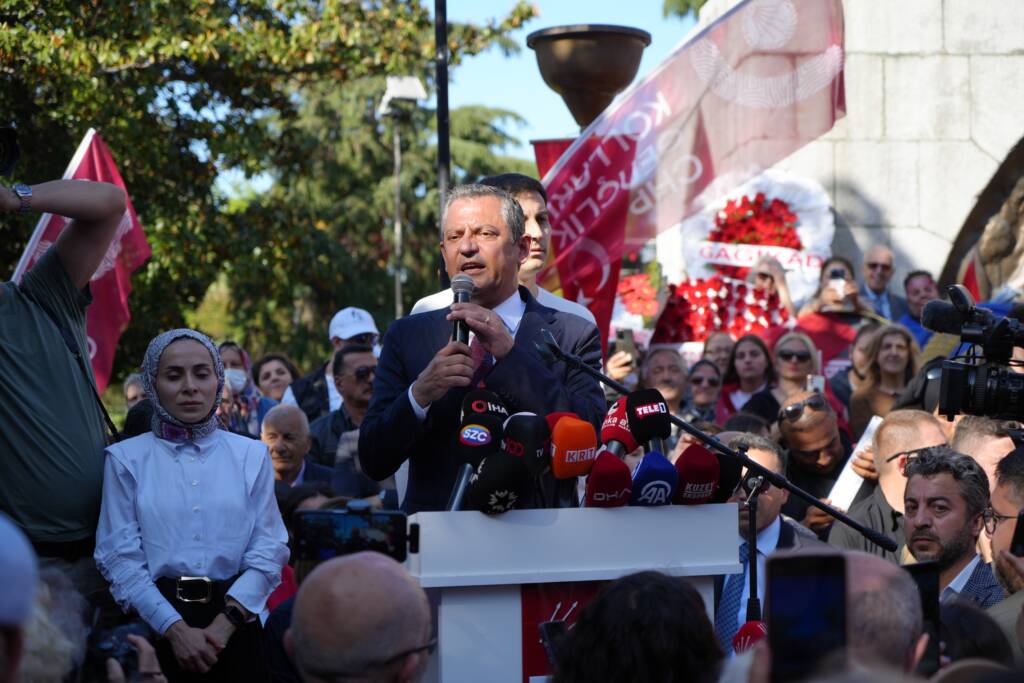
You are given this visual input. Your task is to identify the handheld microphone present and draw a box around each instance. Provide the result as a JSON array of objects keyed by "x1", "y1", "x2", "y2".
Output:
[
  {"x1": 600, "y1": 397, "x2": 639, "y2": 458},
  {"x1": 457, "y1": 413, "x2": 503, "y2": 469},
  {"x1": 732, "y1": 621, "x2": 768, "y2": 654},
  {"x1": 584, "y1": 450, "x2": 633, "y2": 507},
  {"x1": 451, "y1": 274, "x2": 475, "y2": 344},
  {"x1": 461, "y1": 389, "x2": 509, "y2": 423},
  {"x1": 673, "y1": 443, "x2": 720, "y2": 505},
  {"x1": 550, "y1": 416, "x2": 599, "y2": 479},
  {"x1": 463, "y1": 451, "x2": 532, "y2": 514},
  {"x1": 446, "y1": 463, "x2": 474, "y2": 511},
  {"x1": 625, "y1": 389, "x2": 672, "y2": 447},
  {"x1": 629, "y1": 451, "x2": 678, "y2": 506},
  {"x1": 503, "y1": 412, "x2": 551, "y2": 477}
]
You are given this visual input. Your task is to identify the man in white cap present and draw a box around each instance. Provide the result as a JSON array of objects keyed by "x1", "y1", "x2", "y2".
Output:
[
  {"x1": 283, "y1": 307, "x2": 380, "y2": 422},
  {"x1": 0, "y1": 513, "x2": 38, "y2": 683}
]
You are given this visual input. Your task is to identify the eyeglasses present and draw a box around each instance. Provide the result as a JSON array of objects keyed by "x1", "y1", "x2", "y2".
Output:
[
  {"x1": 777, "y1": 350, "x2": 812, "y2": 363},
  {"x1": 983, "y1": 506, "x2": 1018, "y2": 535},
  {"x1": 865, "y1": 262, "x2": 893, "y2": 272},
  {"x1": 690, "y1": 375, "x2": 720, "y2": 387},
  {"x1": 778, "y1": 392, "x2": 827, "y2": 423},
  {"x1": 884, "y1": 448, "x2": 921, "y2": 464},
  {"x1": 340, "y1": 365, "x2": 376, "y2": 382},
  {"x1": 308, "y1": 637, "x2": 438, "y2": 680}
]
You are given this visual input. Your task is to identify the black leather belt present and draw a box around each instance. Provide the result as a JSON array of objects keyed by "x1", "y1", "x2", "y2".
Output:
[{"x1": 155, "y1": 575, "x2": 237, "y2": 605}]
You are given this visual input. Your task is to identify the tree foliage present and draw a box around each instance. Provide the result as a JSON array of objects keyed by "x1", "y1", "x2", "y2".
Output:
[
  {"x1": 662, "y1": 0, "x2": 709, "y2": 18},
  {"x1": 0, "y1": 0, "x2": 537, "y2": 376}
]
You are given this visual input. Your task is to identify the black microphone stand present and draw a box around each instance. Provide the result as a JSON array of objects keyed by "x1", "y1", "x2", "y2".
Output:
[
  {"x1": 536, "y1": 330, "x2": 898, "y2": 553},
  {"x1": 744, "y1": 475, "x2": 763, "y2": 622}
]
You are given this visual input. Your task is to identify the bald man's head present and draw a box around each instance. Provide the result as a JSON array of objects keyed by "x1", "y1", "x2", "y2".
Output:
[
  {"x1": 873, "y1": 410, "x2": 947, "y2": 480},
  {"x1": 862, "y1": 245, "x2": 895, "y2": 294},
  {"x1": 261, "y1": 403, "x2": 313, "y2": 484},
  {"x1": 845, "y1": 551, "x2": 926, "y2": 673},
  {"x1": 288, "y1": 552, "x2": 432, "y2": 683}
]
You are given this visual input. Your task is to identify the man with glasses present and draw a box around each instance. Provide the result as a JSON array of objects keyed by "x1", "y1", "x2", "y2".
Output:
[
  {"x1": 284, "y1": 307, "x2": 381, "y2": 422},
  {"x1": 904, "y1": 446, "x2": 1004, "y2": 607},
  {"x1": 288, "y1": 551, "x2": 433, "y2": 683},
  {"x1": 985, "y1": 446, "x2": 1024, "y2": 657},
  {"x1": 308, "y1": 344, "x2": 385, "y2": 503},
  {"x1": 829, "y1": 410, "x2": 947, "y2": 563},
  {"x1": 777, "y1": 390, "x2": 855, "y2": 537},
  {"x1": 858, "y1": 245, "x2": 908, "y2": 321}
]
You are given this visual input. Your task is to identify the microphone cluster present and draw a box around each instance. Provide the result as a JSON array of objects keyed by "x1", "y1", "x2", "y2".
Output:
[{"x1": 450, "y1": 387, "x2": 729, "y2": 514}]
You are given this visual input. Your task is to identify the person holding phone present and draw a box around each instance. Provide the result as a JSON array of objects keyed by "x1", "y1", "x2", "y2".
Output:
[{"x1": 797, "y1": 256, "x2": 872, "y2": 317}]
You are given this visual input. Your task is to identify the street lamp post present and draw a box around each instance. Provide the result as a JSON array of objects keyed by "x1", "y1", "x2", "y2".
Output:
[{"x1": 379, "y1": 76, "x2": 426, "y2": 319}]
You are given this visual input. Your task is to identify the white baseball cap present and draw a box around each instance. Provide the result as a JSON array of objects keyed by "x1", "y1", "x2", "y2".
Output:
[
  {"x1": 329, "y1": 307, "x2": 379, "y2": 342},
  {"x1": 0, "y1": 513, "x2": 37, "y2": 626}
]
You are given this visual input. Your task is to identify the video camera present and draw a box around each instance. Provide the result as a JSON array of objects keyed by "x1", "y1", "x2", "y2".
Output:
[{"x1": 922, "y1": 284, "x2": 1024, "y2": 420}]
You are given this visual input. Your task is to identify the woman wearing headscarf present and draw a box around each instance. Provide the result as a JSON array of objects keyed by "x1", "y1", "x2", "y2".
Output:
[
  {"x1": 217, "y1": 340, "x2": 277, "y2": 438},
  {"x1": 95, "y1": 329, "x2": 288, "y2": 681}
]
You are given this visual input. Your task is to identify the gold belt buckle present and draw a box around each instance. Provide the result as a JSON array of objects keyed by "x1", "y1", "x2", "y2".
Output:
[{"x1": 176, "y1": 576, "x2": 213, "y2": 604}]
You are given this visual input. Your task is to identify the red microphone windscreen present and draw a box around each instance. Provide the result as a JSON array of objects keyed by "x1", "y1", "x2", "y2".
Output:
[
  {"x1": 601, "y1": 398, "x2": 638, "y2": 454},
  {"x1": 673, "y1": 443, "x2": 720, "y2": 505},
  {"x1": 550, "y1": 416, "x2": 598, "y2": 479},
  {"x1": 584, "y1": 450, "x2": 633, "y2": 507},
  {"x1": 732, "y1": 621, "x2": 767, "y2": 654}
]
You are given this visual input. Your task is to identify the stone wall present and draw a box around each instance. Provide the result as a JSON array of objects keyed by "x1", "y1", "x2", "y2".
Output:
[{"x1": 691, "y1": 0, "x2": 1024, "y2": 290}]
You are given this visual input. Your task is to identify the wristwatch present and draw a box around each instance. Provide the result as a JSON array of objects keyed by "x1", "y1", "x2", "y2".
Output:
[
  {"x1": 222, "y1": 604, "x2": 248, "y2": 628},
  {"x1": 12, "y1": 183, "x2": 31, "y2": 213}
]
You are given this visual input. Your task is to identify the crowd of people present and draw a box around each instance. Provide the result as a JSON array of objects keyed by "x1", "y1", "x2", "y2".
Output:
[{"x1": 3, "y1": 169, "x2": 1024, "y2": 683}]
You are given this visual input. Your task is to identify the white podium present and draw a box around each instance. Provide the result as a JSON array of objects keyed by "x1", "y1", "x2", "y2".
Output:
[{"x1": 407, "y1": 504, "x2": 740, "y2": 683}]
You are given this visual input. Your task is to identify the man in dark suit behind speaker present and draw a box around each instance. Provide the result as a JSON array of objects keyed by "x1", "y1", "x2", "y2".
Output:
[{"x1": 359, "y1": 184, "x2": 605, "y2": 513}]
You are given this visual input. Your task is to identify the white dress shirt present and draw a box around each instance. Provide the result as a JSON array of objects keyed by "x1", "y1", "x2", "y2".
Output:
[
  {"x1": 95, "y1": 430, "x2": 289, "y2": 635},
  {"x1": 733, "y1": 516, "x2": 782, "y2": 636},
  {"x1": 408, "y1": 289, "x2": 527, "y2": 420},
  {"x1": 411, "y1": 285, "x2": 597, "y2": 326},
  {"x1": 941, "y1": 554, "x2": 981, "y2": 604}
]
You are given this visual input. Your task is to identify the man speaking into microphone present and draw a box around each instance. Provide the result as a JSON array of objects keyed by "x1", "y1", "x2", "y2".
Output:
[{"x1": 359, "y1": 184, "x2": 605, "y2": 512}]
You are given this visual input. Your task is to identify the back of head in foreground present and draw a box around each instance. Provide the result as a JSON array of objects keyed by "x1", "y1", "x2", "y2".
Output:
[
  {"x1": 553, "y1": 571, "x2": 723, "y2": 683},
  {"x1": 288, "y1": 551, "x2": 432, "y2": 683}
]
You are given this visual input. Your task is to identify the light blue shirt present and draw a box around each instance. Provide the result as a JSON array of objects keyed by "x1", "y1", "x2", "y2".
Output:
[
  {"x1": 941, "y1": 554, "x2": 981, "y2": 604},
  {"x1": 862, "y1": 287, "x2": 893, "y2": 320},
  {"x1": 732, "y1": 516, "x2": 782, "y2": 636},
  {"x1": 408, "y1": 289, "x2": 527, "y2": 420},
  {"x1": 95, "y1": 430, "x2": 289, "y2": 634}
]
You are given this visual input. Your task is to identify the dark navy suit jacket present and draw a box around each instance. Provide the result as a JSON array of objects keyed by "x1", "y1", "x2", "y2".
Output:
[{"x1": 358, "y1": 287, "x2": 605, "y2": 513}]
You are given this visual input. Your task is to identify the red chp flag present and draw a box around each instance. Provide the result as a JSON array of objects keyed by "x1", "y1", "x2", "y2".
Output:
[
  {"x1": 12, "y1": 129, "x2": 151, "y2": 392},
  {"x1": 539, "y1": 0, "x2": 845, "y2": 339}
]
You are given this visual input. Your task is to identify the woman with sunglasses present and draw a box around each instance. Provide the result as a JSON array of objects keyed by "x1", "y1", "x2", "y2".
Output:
[
  {"x1": 850, "y1": 323, "x2": 921, "y2": 440},
  {"x1": 680, "y1": 359, "x2": 722, "y2": 424},
  {"x1": 748, "y1": 255, "x2": 797, "y2": 318},
  {"x1": 714, "y1": 334, "x2": 775, "y2": 425},
  {"x1": 828, "y1": 323, "x2": 879, "y2": 411},
  {"x1": 743, "y1": 332, "x2": 849, "y2": 430}
]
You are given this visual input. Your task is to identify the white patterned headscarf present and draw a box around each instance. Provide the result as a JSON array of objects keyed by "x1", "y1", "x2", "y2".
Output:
[{"x1": 142, "y1": 328, "x2": 224, "y2": 442}]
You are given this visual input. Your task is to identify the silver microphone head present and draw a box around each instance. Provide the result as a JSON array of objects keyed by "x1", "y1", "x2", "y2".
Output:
[{"x1": 451, "y1": 274, "x2": 476, "y2": 297}]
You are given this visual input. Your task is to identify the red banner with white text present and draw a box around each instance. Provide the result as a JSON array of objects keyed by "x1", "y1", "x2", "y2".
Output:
[
  {"x1": 539, "y1": 0, "x2": 845, "y2": 343},
  {"x1": 13, "y1": 129, "x2": 151, "y2": 392}
]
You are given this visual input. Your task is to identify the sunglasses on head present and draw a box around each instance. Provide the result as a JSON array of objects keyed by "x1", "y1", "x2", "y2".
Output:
[
  {"x1": 777, "y1": 349, "x2": 812, "y2": 363},
  {"x1": 778, "y1": 392, "x2": 827, "y2": 423}
]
